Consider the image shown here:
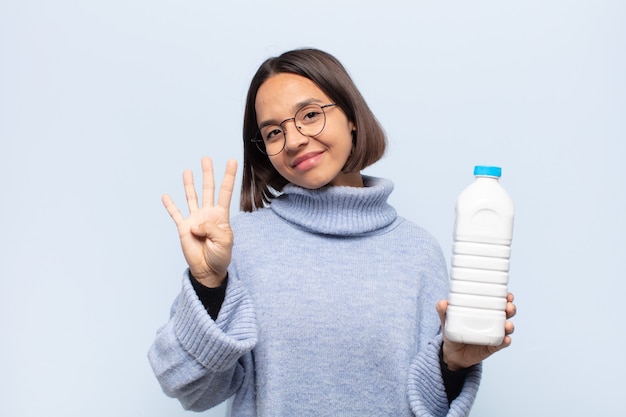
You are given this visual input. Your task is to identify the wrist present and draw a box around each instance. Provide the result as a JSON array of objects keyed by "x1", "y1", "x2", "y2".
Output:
[
  {"x1": 190, "y1": 270, "x2": 227, "y2": 288},
  {"x1": 441, "y1": 343, "x2": 465, "y2": 372}
]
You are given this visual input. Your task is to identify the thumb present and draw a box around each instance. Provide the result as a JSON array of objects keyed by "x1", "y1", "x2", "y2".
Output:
[
  {"x1": 190, "y1": 222, "x2": 215, "y2": 238},
  {"x1": 190, "y1": 221, "x2": 232, "y2": 244},
  {"x1": 190, "y1": 223, "x2": 205, "y2": 237}
]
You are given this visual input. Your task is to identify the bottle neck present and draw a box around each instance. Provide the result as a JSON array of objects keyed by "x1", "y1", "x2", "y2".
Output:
[{"x1": 475, "y1": 175, "x2": 500, "y2": 181}]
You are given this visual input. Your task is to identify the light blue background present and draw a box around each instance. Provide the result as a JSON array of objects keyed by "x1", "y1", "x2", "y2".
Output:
[{"x1": 1, "y1": 1, "x2": 624, "y2": 416}]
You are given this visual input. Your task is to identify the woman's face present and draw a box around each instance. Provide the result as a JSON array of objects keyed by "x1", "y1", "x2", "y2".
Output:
[{"x1": 254, "y1": 73, "x2": 362, "y2": 189}]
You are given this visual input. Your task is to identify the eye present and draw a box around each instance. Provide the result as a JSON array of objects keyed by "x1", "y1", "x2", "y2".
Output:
[
  {"x1": 262, "y1": 127, "x2": 283, "y2": 142},
  {"x1": 298, "y1": 106, "x2": 324, "y2": 124}
]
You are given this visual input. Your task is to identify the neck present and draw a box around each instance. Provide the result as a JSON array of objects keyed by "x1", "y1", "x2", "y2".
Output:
[{"x1": 329, "y1": 171, "x2": 364, "y2": 187}]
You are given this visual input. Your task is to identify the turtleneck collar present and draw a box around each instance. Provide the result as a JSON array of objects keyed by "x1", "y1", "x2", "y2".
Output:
[{"x1": 270, "y1": 176, "x2": 398, "y2": 236}]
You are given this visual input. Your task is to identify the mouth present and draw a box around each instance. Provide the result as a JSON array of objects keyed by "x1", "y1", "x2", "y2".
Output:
[{"x1": 291, "y1": 151, "x2": 324, "y2": 170}]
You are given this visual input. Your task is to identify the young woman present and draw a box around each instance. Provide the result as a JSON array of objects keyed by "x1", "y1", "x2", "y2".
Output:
[{"x1": 149, "y1": 48, "x2": 516, "y2": 416}]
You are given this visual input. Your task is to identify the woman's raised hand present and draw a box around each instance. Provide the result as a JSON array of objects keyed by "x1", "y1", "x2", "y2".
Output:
[{"x1": 162, "y1": 157, "x2": 238, "y2": 287}]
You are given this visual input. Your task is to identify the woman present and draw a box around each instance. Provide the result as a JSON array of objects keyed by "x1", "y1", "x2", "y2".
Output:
[{"x1": 149, "y1": 48, "x2": 516, "y2": 416}]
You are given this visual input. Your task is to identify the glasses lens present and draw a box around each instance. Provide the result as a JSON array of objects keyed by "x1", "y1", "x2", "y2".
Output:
[
  {"x1": 295, "y1": 104, "x2": 326, "y2": 137},
  {"x1": 255, "y1": 130, "x2": 284, "y2": 156}
]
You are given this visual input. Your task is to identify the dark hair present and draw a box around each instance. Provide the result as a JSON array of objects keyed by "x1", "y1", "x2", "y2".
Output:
[{"x1": 240, "y1": 48, "x2": 386, "y2": 211}]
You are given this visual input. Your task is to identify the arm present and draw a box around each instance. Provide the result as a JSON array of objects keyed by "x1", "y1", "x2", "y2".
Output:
[
  {"x1": 148, "y1": 271, "x2": 256, "y2": 410},
  {"x1": 406, "y1": 237, "x2": 483, "y2": 417},
  {"x1": 148, "y1": 157, "x2": 256, "y2": 410}
]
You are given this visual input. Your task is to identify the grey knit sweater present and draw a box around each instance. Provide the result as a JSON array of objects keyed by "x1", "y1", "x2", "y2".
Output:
[{"x1": 148, "y1": 176, "x2": 481, "y2": 416}]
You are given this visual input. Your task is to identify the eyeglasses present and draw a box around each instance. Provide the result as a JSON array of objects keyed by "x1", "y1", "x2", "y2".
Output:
[{"x1": 251, "y1": 103, "x2": 337, "y2": 156}]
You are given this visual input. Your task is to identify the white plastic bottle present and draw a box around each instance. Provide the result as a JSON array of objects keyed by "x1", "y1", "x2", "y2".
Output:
[{"x1": 444, "y1": 165, "x2": 514, "y2": 346}]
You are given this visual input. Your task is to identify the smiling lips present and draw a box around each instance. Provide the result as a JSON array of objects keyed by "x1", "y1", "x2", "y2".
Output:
[{"x1": 291, "y1": 151, "x2": 324, "y2": 170}]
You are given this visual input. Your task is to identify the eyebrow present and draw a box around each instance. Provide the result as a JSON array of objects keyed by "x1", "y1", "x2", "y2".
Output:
[{"x1": 257, "y1": 98, "x2": 326, "y2": 129}]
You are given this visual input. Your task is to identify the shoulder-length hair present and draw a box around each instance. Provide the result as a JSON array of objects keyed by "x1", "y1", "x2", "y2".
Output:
[{"x1": 240, "y1": 48, "x2": 386, "y2": 212}]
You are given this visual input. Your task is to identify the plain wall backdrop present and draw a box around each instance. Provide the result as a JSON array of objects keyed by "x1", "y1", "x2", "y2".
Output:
[{"x1": 1, "y1": 1, "x2": 624, "y2": 416}]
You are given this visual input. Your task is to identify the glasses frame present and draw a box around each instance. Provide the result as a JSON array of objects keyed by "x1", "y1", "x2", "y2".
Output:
[{"x1": 251, "y1": 103, "x2": 337, "y2": 156}]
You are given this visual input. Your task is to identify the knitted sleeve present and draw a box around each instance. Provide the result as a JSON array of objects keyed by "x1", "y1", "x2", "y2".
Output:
[
  {"x1": 406, "y1": 232, "x2": 482, "y2": 417},
  {"x1": 147, "y1": 270, "x2": 257, "y2": 411},
  {"x1": 408, "y1": 335, "x2": 482, "y2": 417}
]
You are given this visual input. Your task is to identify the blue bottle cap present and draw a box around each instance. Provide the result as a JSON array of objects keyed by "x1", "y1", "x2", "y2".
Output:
[{"x1": 474, "y1": 165, "x2": 502, "y2": 177}]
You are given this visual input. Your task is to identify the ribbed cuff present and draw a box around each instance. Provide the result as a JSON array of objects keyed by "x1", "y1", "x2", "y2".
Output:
[
  {"x1": 173, "y1": 271, "x2": 257, "y2": 372},
  {"x1": 408, "y1": 335, "x2": 450, "y2": 417},
  {"x1": 408, "y1": 334, "x2": 483, "y2": 417}
]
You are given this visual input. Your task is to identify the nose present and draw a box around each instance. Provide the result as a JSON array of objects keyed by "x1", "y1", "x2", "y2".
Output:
[{"x1": 282, "y1": 120, "x2": 308, "y2": 151}]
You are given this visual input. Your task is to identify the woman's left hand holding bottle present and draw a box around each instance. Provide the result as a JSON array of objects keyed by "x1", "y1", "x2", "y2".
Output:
[{"x1": 162, "y1": 157, "x2": 238, "y2": 288}]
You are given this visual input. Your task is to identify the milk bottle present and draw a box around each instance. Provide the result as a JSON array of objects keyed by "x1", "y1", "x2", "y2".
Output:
[{"x1": 445, "y1": 166, "x2": 514, "y2": 346}]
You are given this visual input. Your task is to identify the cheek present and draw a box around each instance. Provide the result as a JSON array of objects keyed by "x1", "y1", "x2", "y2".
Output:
[
  {"x1": 267, "y1": 154, "x2": 289, "y2": 175},
  {"x1": 338, "y1": 126, "x2": 356, "y2": 153}
]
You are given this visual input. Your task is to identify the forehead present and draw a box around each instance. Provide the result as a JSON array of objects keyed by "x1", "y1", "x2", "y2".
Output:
[{"x1": 255, "y1": 73, "x2": 330, "y2": 118}]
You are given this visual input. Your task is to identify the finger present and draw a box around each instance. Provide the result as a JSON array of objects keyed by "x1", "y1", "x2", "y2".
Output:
[
  {"x1": 436, "y1": 299, "x2": 448, "y2": 329},
  {"x1": 201, "y1": 157, "x2": 215, "y2": 208},
  {"x1": 506, "y1": 300, "x2": 517, "y2": 319},
  {"x1": 490, "y1": 331, "x2": 513, "y2": 353},
  {"x1": 504, "y1": 320, "x2": 515, "y2": 336},
  {"x1": 497, "y1": 335, "x2": 512, "y2": 350},
  {"x1": 162, "y1": 194, "x2": 184, "y2": 225},
  {"x1": 183, "y1": 169, "x2": 199, "y2": 212},
  {"x1": 216, "y1": 159, "x2": 238, "y2": 212}
]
